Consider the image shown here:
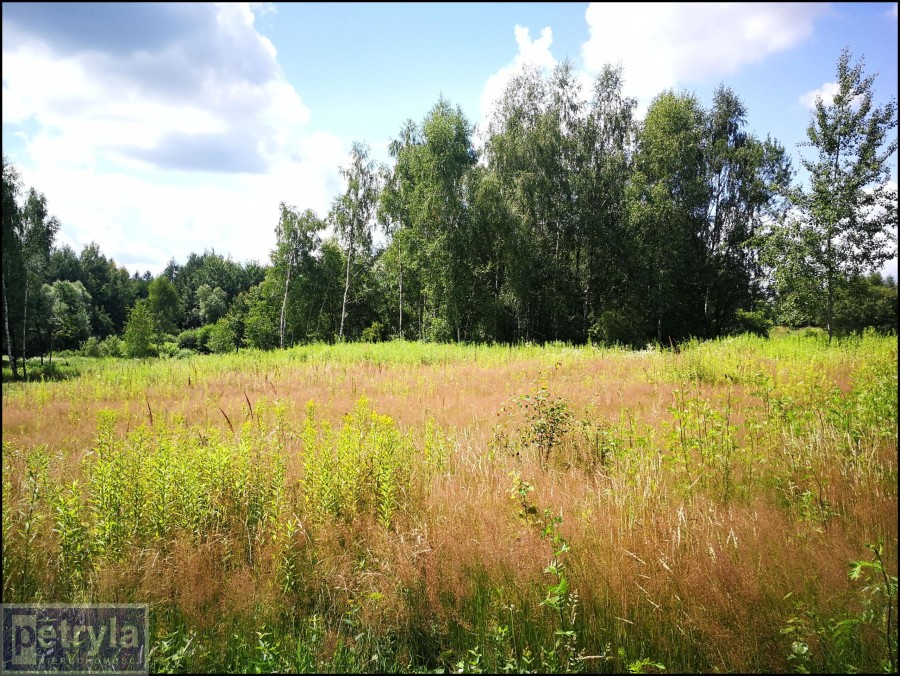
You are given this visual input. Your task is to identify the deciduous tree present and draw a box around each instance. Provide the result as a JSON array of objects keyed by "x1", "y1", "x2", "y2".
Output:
[
  {"x1": 332, "y1": 142, "x2": 379, "y2": 341},
  {"x1": 784, "y1": 48, "x2": 898, "y2": 339}
]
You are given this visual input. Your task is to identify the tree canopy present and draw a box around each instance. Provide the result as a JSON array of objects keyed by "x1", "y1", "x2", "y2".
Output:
[{"x1": 3, "y1": 48, "x2": 896, "y2": 374}]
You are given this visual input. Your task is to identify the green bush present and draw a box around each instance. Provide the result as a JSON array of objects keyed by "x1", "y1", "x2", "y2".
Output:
[
  {"x1": 80, "y1": 335, "x2": 124, "y2": 359},
  {"x1": 732, "y1": 309, "x2": 772, "y2": 338},
  {"x1": 99, "y1": 335, "x2": 124, "y2": 358},
  {"x1": 208, "y1": 318, "x2": 236, "y2": 354},
  {"x1": 195, "y1": 324, "x2": 213, "y2": 353},
  {"x1": 124, "y1": 299, "x2": 155, "y2": 358},
  {"x1": 176, "y1": 329, "x2": 199, "y2": 351},
  {"x1": 425, "y1": 317, "x2": 452, "y2": 343},
  {"x1": 834, "y1": 274, "x2": 898, "y2": 335},
  {"x1": 80, "y1": 336, "x2": 102, "y2": 357},
  {"x1": 360, "y1": 321, "x2": 384, "y2": 343},
  {"x1": 589, "y1": 308, "x2": 645, "y2": 347}
]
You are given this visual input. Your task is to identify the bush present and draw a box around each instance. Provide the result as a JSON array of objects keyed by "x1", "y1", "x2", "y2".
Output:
[
  {"x1": 195, "y1": 324, "x2": 213, "y2": 353},
  {"x1": 124, "y1": 299, "x2": 155, "y2": 358},
  {"x1": 79, "y1": 335, "x2": 123, "y2": 359},
  {"x1": 360, "y1": 321, "x2": 384, "y2": 343},
  {"x1": 80, "y1": 336, "x2": 102, "y2": 357},
  {"x1": 425, "y1": 317, "x2": 452, "y2": 343},
  {"x1": 176, "y1": 329, "x2": 198, "y2": 351},
  {"x1": 834, "y1": 275, "x2": 898, "y2": 335},
  {"x1": 589, "y1": 308, "x2": 645, "y2": 348},
  {"x1": 207, "y1": 318, "x2": 236, "y2": 354},
  {"x1": 99, "y1": 335, "x2": 124, "y2": 358},
  {"x1": 732, "y1": 309, "x2": 773, "y2": 338},
  {"x1": 159, "y1": 341, "x2": 179, "y2": 358}
]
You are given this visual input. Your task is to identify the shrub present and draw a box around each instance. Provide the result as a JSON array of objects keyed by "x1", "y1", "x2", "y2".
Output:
[
  {"x1": 124, "y1": 299, "x2": 155, "y2": 358},
  {"x1": 208, "y1": 318, "x2": 236, "y2": 354},
  {"x1": 589, "y1": 308, "x2": 645, "y2": 347},
  {"x1": 99, "y1": 335, "x2": 124, "y2": 358},
  {"x1": 195, "y1": 324, "x2": 213, "y2": 353},
  {"x1": 360, "y1": 321, "x2": 384, "y2": 343},
  {"x1": 79, "y1": 335, "x2": 125, "y2": 359},
  {"x1": 732, "y1": 309, "x2": 773, "y2": 338},
  {"x1": 425, "y1": 317, "x2": 452, "y2": 343},
  {"x1": 176, "y1": 329, "x2": 198, "y2": 351},
  {"x1": 80, "y1": 336, "x2": 102, "y2": 358}
]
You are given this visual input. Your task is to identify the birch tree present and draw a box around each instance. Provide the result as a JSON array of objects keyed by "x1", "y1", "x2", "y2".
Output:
[
  {"x1": 786, "y1": 48, "x2": 898, "y2": 339},
  {"x1": 332, "y1": 142, "x2": 379, "y2": 342}
]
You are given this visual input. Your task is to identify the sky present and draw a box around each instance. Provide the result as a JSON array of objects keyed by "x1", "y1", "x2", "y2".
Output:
[{"x1": 2, "y1": 2, "x2": 898, "y2": 279}]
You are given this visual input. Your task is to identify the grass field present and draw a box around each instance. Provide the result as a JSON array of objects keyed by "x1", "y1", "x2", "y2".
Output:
[{"x1": 2, "y1": 332, "x2": 897, "y2": 673}]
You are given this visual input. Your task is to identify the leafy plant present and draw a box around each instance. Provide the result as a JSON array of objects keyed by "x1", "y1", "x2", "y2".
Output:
[
  {"x1": 850, "y1": 541, "x2": 898, "y2": 673},
  {"x1": 516, "y1": 382, "x2": 573, "y2": 467}
]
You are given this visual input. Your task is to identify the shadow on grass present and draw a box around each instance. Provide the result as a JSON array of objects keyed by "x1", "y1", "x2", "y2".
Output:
[{"x1": 2, "y1": 357, "x2": 83, "y2": 384}]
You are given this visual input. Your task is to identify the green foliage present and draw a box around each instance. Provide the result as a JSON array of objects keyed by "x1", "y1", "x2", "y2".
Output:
[
  {"x1": 207, "y1": 317, "x2": 236, "y2": 354},
  {"x1": 360, "y1": 320, "x2": 384, "y2": 343},
  {"x1": 332, "y1": 141, "x2": 380, "y2": 341},
  {"x1": 516, "y1": 383, "x2": 573, "y2": 466},
  {"x1": 195, "y1": 283, "x2": 228, "y2": 325},
  {"x1": 589, "y1": 308, "x2": 646, "y2": 347},
  {"x1": 834, "y1": 273, "x2": 898, "y2": 335},
  {"x1": 767, "y1": 48, "x2": 898, "y2": 339},
  {"x1": 507, "y1": 473, "x2": 584, "y2": 672},
  {"x1": 666, "y1": 383, "x2": 738, "y2": 500},
  {"x1": 176, "y1": 328, "x2": 199, "y2": 351},
  {"x1": 98, "y1": 334, "x2": 124, "y2": 358},
  {"x1": 2, "y1": 50, "x2": 896, "y2": 361},
  {"x1": 195, "y1": 323, "x2": 213, "y2": 353},
  {"x1": 79, "y1": 336, "x2": 101, "y2": 358},
  {"x1": 123, "y1": 299, "x2": 155, "y2": 358},
  {"x1": 732, "y1": 309, "x2": 773, "y2": 338},
  {"x1": 780, "y1": 542, "x2": 898, "y2": 676},
  {"x1": 53, "y1": 479, "x2": 93, "y2": 598},
  {"x1": 243, "y1": 279, "x2": 280, "y2": 350},
  {"x1": 148, "y1": 276, "x2": 181, "y2": 337},
  {"x1": 158, "y1": 340, "x2": 179, "y2": 358},
  {"x1": 45, "y1": 279, "x2": 92, "y2": 350},
  {"x1": 273, "y1": 204, "x2": 323, "y2": 348},
  {"x1": 849, "y1": 542, "x2": 898, "y2": 673},
  {"x1": 301, "y1": 397, "x2": 412, "y2": 528}
]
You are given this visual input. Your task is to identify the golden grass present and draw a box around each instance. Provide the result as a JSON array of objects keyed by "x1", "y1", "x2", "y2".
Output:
[{"x1": 2, "y1": 334, "x2": 897, "y2": 672}]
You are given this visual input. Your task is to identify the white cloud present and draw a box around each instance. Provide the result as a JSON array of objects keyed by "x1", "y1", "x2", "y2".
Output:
[
  {"x1": 798, "y1": 80, "x2": 868, "y2": 110},
  {"x1": 798, "y1": 81, "x2": 840, "y2": 109},
  {"x1": 2, "y1": 2, "x2": 346, "y2": 274},
  {"x1": 581, "y1": 3, "x2": 829, "y2": 102},
  {"x1": 479, "y1": 25, "x2": 557, "y2": 124},
  {"x1": 250, "y1": 3, "x2": 278, "y2": 19}
]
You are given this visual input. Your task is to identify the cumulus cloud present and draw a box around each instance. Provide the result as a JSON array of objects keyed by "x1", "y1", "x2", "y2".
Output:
[
  {"x1": 798, "y1": 80, "x2": 868, "y2": 110},
  {"x1": 2, "y1": 3, "x2": 345, "y2": 273},
  {"x1": 479, "y1": 24, "x2": 557, "y2": 123},
  {"x1": 581, "y1": 3, "x2": 830, "y2": 101},
  {"x1": 798, "y1": 81, "x2": 841, "y2": 109}
]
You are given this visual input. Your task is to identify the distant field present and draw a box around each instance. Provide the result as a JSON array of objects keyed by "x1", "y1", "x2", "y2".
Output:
[{"x1": 2, "y1": 333, "x2": 897, "y2": 673}]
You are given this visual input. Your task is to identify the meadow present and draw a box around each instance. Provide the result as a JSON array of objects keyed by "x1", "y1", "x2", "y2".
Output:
[{"x1": 2, "y1": 331, "x2": 897, "y2": 673}]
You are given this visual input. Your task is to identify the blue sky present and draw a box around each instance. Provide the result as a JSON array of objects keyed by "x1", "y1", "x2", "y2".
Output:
[{"x1": 2, "y1": 2, "x2": 897, "y2": 278}]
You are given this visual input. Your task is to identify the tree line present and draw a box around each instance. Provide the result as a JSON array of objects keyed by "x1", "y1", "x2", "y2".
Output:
[{"x1": 3, "y1": 50, "x2": 896, "y2": 376}]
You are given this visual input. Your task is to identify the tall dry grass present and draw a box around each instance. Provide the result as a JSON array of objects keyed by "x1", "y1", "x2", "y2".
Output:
[{"x1": 2, "y1": 333, "x2": 897, "y2": 672}]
